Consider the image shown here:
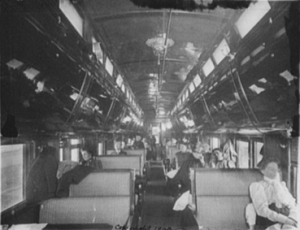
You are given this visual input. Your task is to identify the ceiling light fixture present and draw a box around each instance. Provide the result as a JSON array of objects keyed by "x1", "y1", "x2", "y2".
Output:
[{"x1": 146, "y1": 33, "x2": 174, "y2": 58}]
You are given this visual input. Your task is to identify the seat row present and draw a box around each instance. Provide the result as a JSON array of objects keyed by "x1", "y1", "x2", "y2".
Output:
[
  {"x1": 40, "y1": 170, "x2": 134, "y2": 227},
  {"x1": 191, "y1": 168, "x2": 263, "y2": 229},
  {"x1": 39, "y1": 149, "x2": 148, "y2": 228}
]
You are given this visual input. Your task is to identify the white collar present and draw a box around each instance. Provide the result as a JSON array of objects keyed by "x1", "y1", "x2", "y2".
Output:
[{"x1": 263, "y1": 174, "x2": 280, "y2": 184}]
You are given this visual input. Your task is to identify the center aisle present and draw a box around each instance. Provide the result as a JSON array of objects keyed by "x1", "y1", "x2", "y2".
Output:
[{"x1": 141, "y1": 161, "x2": 178, "y2": 230}]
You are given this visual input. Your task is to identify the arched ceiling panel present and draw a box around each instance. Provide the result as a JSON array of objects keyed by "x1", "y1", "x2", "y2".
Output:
[{"x1": 83, "y1": 0, "x2": 235, "y2": 122}]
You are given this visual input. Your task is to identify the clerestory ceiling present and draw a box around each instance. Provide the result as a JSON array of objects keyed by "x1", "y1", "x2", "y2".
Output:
[{"x1": 82, "y1": 0, "x2": 236, "y2": 123}]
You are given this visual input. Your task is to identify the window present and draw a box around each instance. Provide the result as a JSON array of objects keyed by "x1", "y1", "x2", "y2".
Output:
[
  {"x1": 235, "y1": 0, "x2": 271, "y2": 38},
  {"x1": 237, "y1": 140, "x2": 249, "y2": 168},
  {"x1": 193, "y1": 74, "x2": 202, "y2": 87},
  {"x1": 70, "y1": 139, "x2": 80, "y2": 145},
  {"x1": 121, "y1": 84, "x2": 125, "y2": 93},
  {"x1": 211, "y1": 137, "x2": 219, "y2": 149},
  {"x1": 98, "y1": 143, "x2": 104, "y2": 155},
  {"x1": 59, "y1": 0, "x2": 83, "y2": 37},
  {"x1": 185, "y1": 90, "x2": 189, "y2": 101},
  {"x1": 212, "y1": 39, "x2": 230, "y2": 65},
  {"x1": 1, "y1": 144, "x2": 24, "y2": 211},
  {"x1": 189, "y1": 82, "x2": 195, "y2": 93},
  {"x1": 254, "y1": 141, "x2": 263, "y2": 167},
  {"x1": 116, "y1": 74, "x2": 123, "y2": 88},
  {"x1": 105, "y1": 58, "x2": 113, "y2": 76},
  {"x1": 71, "y1": 148, "x2": 79, "y2": 162},
  {"x1": 202, "y1": 58, "x2": 214, "y2": 77}
]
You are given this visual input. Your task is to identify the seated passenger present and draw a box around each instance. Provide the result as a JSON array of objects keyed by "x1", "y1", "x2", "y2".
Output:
[
  {"x1": 132, "y1": 135, "x2": 145, "y2": 149},
  {"x1": 26, "y1": 145, "x2": 58, "y2": 204},
  {"x1": 167, "y1": 155, "x2": 193, "y2": 197},
  {"x1": 208, "y1": 151, "x2": 217, "y2": 168},
  {"x1": 80, "y1": 148, "x2": 102, "y2": 168},
  {"x1": 111, "y1": 140, "x2": 127, "y2": 155},
  {"x1": 201, "y1": 142, "x2": 211, "y2": 154},
  {"x1": 175, "y1": 143, "x2": 192, "y2": 168},
  {"x1": 214, "y1": 148, "x2": 236, "y2": 168},
  {"x1": 171, "y1": 158, "x2": 199, "y2": 230},
  {"x1": 127, "y1": 136, "x2": 136, "y2": 149},
  {"x1": 222, "y1": 139, "x2": 238, "y2": 165},
  {"x1": 191, "y1": 141, "x2": 206, "y2": 168},
  {"x1": 245, "y1": 158, "x2": 298, "y2": 230},
  {"x1": 214, "y1": 148, "x2": 227, "y2": 168},
  {"x1": 56, "y1": 149, "x2": 102, "y2": 198}
]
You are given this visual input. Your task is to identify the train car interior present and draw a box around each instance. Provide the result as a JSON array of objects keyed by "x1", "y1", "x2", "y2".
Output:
[{"x1": 1, "y1": 0, "x2": 299, "y2": 230}]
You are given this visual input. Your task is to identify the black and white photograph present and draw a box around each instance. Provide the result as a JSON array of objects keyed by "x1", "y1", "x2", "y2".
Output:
[{"x1": 1, "y1": 0, "x2": 299, "y2": 230}]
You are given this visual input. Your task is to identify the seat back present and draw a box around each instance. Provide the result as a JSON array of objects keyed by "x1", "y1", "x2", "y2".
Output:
[
  {"x1": 69, "y1": 169, "x2": 134, "y2": 197},
  {"x1": 40, "y1": 197, "x2": 130, "y2": 226},
  {"x1": 193, "y1": 168, "x2": 263, "y2": 229},
  {"x1": 96, "y1": 155, "x2": 142, "y2": 175},
  {"x1": 126, "y1": 149, "x2": 146, "y2": 170},
  {"x1": 40, "y1": 169, "x2": 134, "y2": 226}
]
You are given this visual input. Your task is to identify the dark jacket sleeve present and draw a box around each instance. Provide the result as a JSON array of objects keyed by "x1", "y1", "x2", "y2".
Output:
[
  {"x1": 44, "y1": 155, "x2": 58, "y2": 197},
  {"x1": 56, "y1": 165, "x2": 93, "y2": 198}
]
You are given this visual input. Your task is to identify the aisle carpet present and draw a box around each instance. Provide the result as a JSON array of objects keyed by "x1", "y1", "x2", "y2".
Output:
[{"x1": 140, "y1": 161, "x2": 179, "y2": 230}]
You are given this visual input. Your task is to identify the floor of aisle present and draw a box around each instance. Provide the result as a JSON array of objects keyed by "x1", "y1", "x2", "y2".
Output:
[{"x1": 140, "y1": 161, "x2": 179, "y2": 230}]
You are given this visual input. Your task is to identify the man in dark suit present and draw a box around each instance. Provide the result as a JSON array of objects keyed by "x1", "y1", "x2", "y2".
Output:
[
  {"x1": 133, "y1": 135, "x2": 144, "y2": 149},
  {"x1": 26, "y1": 145, "x2": 58, "y2": 203}
]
